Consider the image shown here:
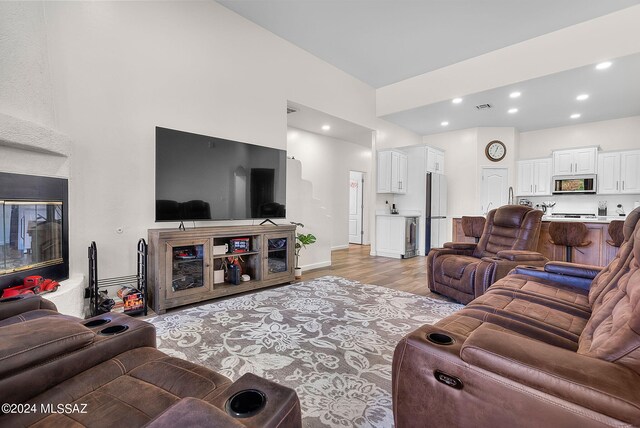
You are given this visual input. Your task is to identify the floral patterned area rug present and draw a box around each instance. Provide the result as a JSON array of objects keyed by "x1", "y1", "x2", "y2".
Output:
[{"x1": 147, "y1": 276, "x2": 463, "y2": 428}]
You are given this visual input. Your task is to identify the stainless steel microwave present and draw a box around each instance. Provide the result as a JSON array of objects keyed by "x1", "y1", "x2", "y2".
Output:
[{"x1": 552, "y1": 175, "x2": 597, "y2": 194}]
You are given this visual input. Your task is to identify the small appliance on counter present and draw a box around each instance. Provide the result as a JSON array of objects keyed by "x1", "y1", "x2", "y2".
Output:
[
  {"x1": 519, "y1": 198, "x2": 532, "y2": 207},
  {"x1": 598, "y1": 201, "x2": 607, "y2": 216},
  {"x1": 391, "y1": 204, "x2": 399, "y2": 214},
  {"x1": 540, "y1": 201, "x2": 556, "y2": 214}
]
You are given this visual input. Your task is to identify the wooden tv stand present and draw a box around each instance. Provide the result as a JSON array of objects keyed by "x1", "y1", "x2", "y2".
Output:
[{"x1": 148, "y1": 224, "x2": 295, "y2": 314}]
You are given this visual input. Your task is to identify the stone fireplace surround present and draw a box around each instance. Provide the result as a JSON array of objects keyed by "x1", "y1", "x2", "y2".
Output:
[{"x1": 0, "y1": 112, "x2": 84, "y2": 317}]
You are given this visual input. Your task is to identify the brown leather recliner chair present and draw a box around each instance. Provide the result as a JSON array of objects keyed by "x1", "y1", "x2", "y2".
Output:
[
  {"x1": 427, "y1": 205, "x2": 547, "y2": 304},
  {"x1": 0, "y1": 295, "x2": 302, "y2": 428},
  {"x1": 393, "y1": 206, "x2": 640, "y2": 428}
]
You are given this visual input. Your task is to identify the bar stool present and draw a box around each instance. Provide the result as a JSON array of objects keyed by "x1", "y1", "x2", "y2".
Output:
[
  {"x1": 606, "y1": 220, "x2": 625, "y2": 248},
  {"x1": 461, "y1": 216, "x2": 486, "y2": 243},
  {"x1": 549, "y1": 222, "x2": 591, "y2": 263}
]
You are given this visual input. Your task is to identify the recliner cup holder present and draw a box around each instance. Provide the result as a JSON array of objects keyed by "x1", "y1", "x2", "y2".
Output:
[
  {"x1": 225, "y1": 389, "x2": 267, "y2": 418},
  {"x1": 99, "y1": 325, "x2": 129, "y2": 336},
  {"x1": 84, "y1": 318, "x2": 111, "y2": 328},
  {"x1": 427, "y1": 332, "x2": 455, "y2": 345}
]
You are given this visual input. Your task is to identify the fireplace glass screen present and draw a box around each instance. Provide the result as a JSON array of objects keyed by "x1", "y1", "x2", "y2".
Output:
[{"x1": 1, "y1": 201, "x2": 63, "y2": 275}]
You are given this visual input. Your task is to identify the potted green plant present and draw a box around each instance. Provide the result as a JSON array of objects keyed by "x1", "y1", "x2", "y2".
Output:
[{"x1": 290, "y1": 222, "x2": 316, "y2": 279}]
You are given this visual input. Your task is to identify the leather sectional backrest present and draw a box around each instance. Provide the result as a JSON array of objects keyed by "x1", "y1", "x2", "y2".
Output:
[
  {"x1": 473, "y1": 206, "x2": 543, "y2": 258},
  {"x1": 578, "y1": 217, "x2": 640, "y2": 375},
  {"x1": 588, "y1": 207, "x2": 640, "y2": 308},
  {"x1": 461, "y1": 216, "x2": 486, "y2": 239}
]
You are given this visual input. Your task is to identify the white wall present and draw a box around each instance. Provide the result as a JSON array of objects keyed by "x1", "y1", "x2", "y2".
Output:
[
  {"x1": 518, "y1": 116, "x2": 640, "y2": 159},
  {"x1": 287, "y1": 128, "x2": 372, "y2": 254},
  {"x1": 0, "y1": 1, "x2": 419, "y2": 279},
  {"x1": 0, "y1": 2, "x2": 55, "y2": 128}
]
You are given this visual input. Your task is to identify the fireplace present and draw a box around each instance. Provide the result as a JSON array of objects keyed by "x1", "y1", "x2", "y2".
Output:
[{"x1": 0, "y1": 172, "x2": 69, "y2": 291}]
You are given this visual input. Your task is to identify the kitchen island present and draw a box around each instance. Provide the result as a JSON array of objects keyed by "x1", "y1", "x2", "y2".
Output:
[{"x1": 452, "y1": 215, "x2": 626, "y2": 267}]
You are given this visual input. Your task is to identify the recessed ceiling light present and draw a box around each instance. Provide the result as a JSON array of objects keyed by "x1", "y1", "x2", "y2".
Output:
[
  {"x1": 570, "y1": 113, "x2": 581, "y2": 119},
  {"x1": 508, "y1": 108, "x2": 518, "y2": 114},
  {"x1": 452, "y1": 98, "x2": 463, "y2": 104},
  {"x1": 441, "y1": 121, "x2": 449, "y2": 127},
  {"x1": 595, "y1": 61, "x2": 612, "y2": 70},
  {"x1": 321, "y1": 125, "x2": 331, "y2": 131},
  {"x1": 576, "y1": 94, "x2": 589, "y2": 101},
  {"x1": 509, "y1": 91, "x2": 521, "y2": 98}
]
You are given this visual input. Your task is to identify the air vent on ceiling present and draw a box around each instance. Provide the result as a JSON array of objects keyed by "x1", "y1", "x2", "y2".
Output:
[
  {"x1": 475, "y1": 103, "x2": 492, "y2": 110},
  {"x1": 286, "y1": 106, "x2": 298, "y2": 114}
]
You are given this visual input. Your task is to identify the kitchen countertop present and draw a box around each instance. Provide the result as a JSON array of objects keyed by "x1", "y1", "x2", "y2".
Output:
[
  {"x1": 542, "y1": 215, "x2": 627, "y2": 223},
  {"x1": 376, "y1": 210, "x2": 421, "y2": 217},
  {"x1": 452, "y1": 215, "x2": 627, "y2": 223}
]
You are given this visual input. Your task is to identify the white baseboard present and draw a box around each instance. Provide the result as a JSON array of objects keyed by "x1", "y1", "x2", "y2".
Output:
[
  {"x1": 331, "y1": 244, "x2": 350, "y2": 251},
  {"x1": 301, "y1": 260, "x2": 331, "y2": 270},
  {"x1": 375, "y1": 251, "x2": 402, "y2": 259}
]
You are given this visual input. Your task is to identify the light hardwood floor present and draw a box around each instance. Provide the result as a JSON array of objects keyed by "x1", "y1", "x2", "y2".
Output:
[{"x1": 300, "y1": 244, "x2": 439, "y2": 298}]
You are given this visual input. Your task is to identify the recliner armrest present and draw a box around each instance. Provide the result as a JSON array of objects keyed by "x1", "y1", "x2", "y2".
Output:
[
  {"x1": 0, "y1": 317, "x2": 95, "y2": 378},
  {"x1": 460, "y1": 325, "x2": 640, "y2": 425},
  {"x1": 145, "y1": 398, "x2": 244, "y2": 428},
  {"x1": 495, "y1": 250, "x2": 546, "y2": 262},
  {"x1": 0, "y1": 295, "x2": 57, "y2": 321},
  {"x1": 544, "y1": 261, "x2": 602, "y2": 279},
  {"x1": 443, "y1": 242, "x2": 477, "y2": 251}
]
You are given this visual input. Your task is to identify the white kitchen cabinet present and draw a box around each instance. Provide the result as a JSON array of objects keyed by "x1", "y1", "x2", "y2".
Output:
[
  {"x1": 375, "y1": 215, "x2": 407, "y2": 258},
  {"x1": 426, "y1": 147, "x2": 445, "y2": 175},
  {"x1": 377, "y1": 150, "x2": 407, "y2": 194},
  {"x1": 552, "y1": 147, "x2": 597, "y2": 176},
  {"x1": 620, "y1": 150, "x2": 640, "y2": 194},
  {"x1": 516, "y1": 158, "x2": 551, "y2": 196},
  {"x1": 598, "y1": 150, "x2": 640, "y2": 194}
]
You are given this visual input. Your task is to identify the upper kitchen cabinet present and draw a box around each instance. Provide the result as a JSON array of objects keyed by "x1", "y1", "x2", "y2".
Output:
[
  {"x1": 377, "y1": 150, "x2": 408, "y2": 194},
  {"x1": 426, "y1": 146, "x2": 445, "y2": 175},
  {"x1": 516, "y1": 158, "x2": 552, "y2": 196},
  {"x1": 552, "y1": 147, "x2": 597, "y2": 176},
  {"x1": 598, "y1": 150, "x2": 640, "y2": 194}
]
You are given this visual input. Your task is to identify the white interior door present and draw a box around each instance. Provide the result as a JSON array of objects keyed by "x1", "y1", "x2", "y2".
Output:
[
  {"x1": 481, "y1": 167, "x2": 509, "y2": 213},
  {"x1": 349, "y1": 171, "x2": 364, "y2": 244}
]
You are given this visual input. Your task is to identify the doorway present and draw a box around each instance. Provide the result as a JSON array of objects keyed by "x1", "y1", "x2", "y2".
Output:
[
  {"x1": 349, "y1": 171, "x2": 364, "y2": 244},
  {"x1": 480, "y1": 167, "x2": 509, "y2": 214}
]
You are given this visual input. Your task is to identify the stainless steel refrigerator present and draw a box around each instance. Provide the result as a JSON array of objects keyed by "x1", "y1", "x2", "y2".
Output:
[{"x1": 425, "y1": 172, "x2": 448, "y2": 252}]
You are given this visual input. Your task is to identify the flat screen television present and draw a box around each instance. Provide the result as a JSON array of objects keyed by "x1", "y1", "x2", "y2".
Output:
[{"x1": 155, "y1": 127, "x2": 286, "y2": 221}]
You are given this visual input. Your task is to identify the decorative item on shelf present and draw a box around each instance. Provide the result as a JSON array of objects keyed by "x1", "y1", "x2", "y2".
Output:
[
  {"x1": 1, "y1": 275, "x2": 60, "y2": 298},
  {"x1": 229, "y1": 237, "x2": 250, "y2": 253},
  {"x1": 221, "y1": 255, "x2": 244, "y2": 285},
  {"x1": 213, "y1": 243, "x2": 228, "y2": 255},
  {"x1": 290, "y1": 222, "x2": 317, "y2": 279}
]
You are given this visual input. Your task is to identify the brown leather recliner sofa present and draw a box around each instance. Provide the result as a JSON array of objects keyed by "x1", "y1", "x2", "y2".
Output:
[
  {"x1": 428, "y1": 205, "x2": 547, "y2": 304},
  {"x1": 393, "y1": 207, "x2": 640, "y2": 427},
  {"x1": 0, "y1": 296, "x2": 301, "y2": 428}
]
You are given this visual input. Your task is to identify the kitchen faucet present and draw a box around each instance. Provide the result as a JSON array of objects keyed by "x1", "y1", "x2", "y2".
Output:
[
  {"x1": 484, "y1": 202, "x2": 493, "y2": 215},
  {"x1": 508, "y1": 186, "x2": 514, "y2": 205}
]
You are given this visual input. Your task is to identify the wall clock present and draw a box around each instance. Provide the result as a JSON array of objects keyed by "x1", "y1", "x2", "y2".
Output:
[{"x1": 485, "y1": 140, "x2": 506, "y2": 162}]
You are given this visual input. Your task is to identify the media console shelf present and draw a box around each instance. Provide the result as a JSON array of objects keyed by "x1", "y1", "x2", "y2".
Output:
[{"x1": 148, "y1": 224, "x2": 296, "y2": 314}]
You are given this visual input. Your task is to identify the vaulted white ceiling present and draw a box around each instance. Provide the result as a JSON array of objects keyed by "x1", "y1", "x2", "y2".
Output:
[{"x1": 218, "y1": 1, "x2": 640, "y2": 135}]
